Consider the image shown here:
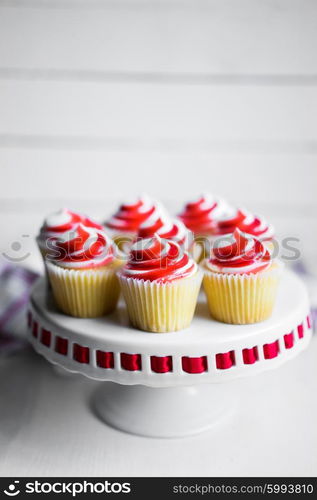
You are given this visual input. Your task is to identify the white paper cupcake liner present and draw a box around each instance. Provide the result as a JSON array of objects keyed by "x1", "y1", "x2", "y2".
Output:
[
  {"x1": 47, "y1": 261, "x2": 121, "y2": 318},
  {"x1": 119, "y1": 270, "x2": 203, "y2": 333},
  {"x1": 202, "y1": 261, "x2": 284, "y2": 324}
]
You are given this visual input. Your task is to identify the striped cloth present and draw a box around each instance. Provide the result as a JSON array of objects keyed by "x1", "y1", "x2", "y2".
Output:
[
  {"x1": 0, "y1": 260, "x2": 38, "y2": 355},
  {"x1": 0, "y1": 260, "x2": 315, "y2": 356}
]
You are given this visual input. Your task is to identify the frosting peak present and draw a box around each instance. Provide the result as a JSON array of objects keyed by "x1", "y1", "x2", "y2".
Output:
[
  {"x1": 178, "y1": 194, "x2": 231, "y2": 235},
  {"x1": 138, "y1": 209, "x2": 191, "y2": 247},
  {"x1": 105, "y1": 195, "x2": 158, "y2": 233},
  {"x1": 212, "y1": 207, "x2": 246, "y2": 235},
  {"x1": 205, "y1": 228, "x2": 272, "y2": 275},
  {"x1": 38, "y1": 208, "x2": 103, "y2": 250},
  {"x1": 120, "y1": 234, "x2": 197, "y2": 282},
  {"x1": 238, "y1": 212, "x2": 274, "y2": 240},
  {"x1": 48, "y1": 223, "x2": 116, "y2": 269}
]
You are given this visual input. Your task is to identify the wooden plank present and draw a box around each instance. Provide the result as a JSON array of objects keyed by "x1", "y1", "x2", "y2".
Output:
[
  {"x1": 0, "y1": 80, "x2": 316, "y2": 144},
  {"x1": 0, "y1": 150, "x2": 316, "y2": 209},
  {"x1": 0, "y1": 1, "x2": 316, "y2": 76}
]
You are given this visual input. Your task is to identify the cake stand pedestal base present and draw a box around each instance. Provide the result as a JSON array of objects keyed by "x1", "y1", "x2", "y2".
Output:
[
  {"x1": 92, "y1": 382, "x2": 236, "y2": 438},
  {"x1": 28, "y1": 272, "x2": 311, "y2": 438}
]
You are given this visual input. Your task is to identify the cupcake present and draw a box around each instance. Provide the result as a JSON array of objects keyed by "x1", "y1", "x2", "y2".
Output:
[
  {"x1": 46, "y1": 223, "x2": 123, "y2": 318},
  {"x1": 138, "y1": 208, "x2": 192, "y2": 251},
  {"x1": 178, "y1": 194, "x2": 231, "y2": 262},
  {"x1": 118, "y1": 235, "x2": 203, "y2": 332},
  {"x1": 104, "y1": 195, "x2": 159, "y2": 250},
  {"x1": 37, "y1": 208, "x2": 103, "y2": 262},
  {"x1": 202, "y1": 228, "x2": 283, "y2": 324}
]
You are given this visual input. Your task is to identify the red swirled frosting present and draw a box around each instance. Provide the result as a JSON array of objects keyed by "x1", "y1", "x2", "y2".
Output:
[
  {"x1": 49, "y1": 223, "x2": 116, "y2": 269},
  {"x1": 213, "y1": 209, "x2": 275, "y2": 240},
  {"x1": 105, "y1": 195, "x2": 158, "y2": 234},
  {"x1": 120, "y1": 234, "x2": 197, "y2": 282},
  {"x1": 138, "y1": 210, "x2": 191, "y2": 247},
  {"x1": 238, "y1": 212, "x2": 274, "y2": 240},
  {"x1": 205, "y1": 228, "x2": 272, "y2": 275},
  {"x1": 178, "y1": 194, "x2": 231, "y2": 235},
  {"x1": 212, "y1": 207, "x2": 246, "y2": 235},
  {"x1": 38, "y1": 208, "x2": 103, "y2": 250}
]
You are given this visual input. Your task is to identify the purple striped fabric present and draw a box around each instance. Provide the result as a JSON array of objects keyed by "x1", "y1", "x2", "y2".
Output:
[{"x1": 0, "y1": 261, "x2": 38, "y2": 355}]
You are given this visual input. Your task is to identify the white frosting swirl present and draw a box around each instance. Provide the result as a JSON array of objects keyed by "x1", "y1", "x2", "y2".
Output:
[
  {"x1": 139, "y1": 207, "x2": 191, "y2": 247},
  {"x1": 105, "y1": 194, "x2": 160, "y2": 233},
  {"x1": 48, "y1": 223, "x2": 116, "y2": 270},
  {"x1": 120, "y1": 235, "x2": 197, "y2": 282},
  {"x1": 205, "y1": 229, "x2": 272, "y2": 274},
  {"x1": 38, "y1": 208, "x2": 103, "y2": 250}
]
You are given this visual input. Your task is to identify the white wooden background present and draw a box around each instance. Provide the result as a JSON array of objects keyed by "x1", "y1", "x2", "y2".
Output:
[
  {"x1": 0, "y1": 0, "x2": 316, "y2": 477},
  {"x1": 0, "y1": 0, "x2": 317, "y2": 272}
]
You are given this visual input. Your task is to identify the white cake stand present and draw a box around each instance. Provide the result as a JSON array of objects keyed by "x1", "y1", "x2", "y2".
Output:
[{"x1": 28, "y1": 270, "x2": 312, "y2": 438}]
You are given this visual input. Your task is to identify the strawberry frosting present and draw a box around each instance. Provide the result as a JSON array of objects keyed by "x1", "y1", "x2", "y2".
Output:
[
  {"x1": 138, "y1": 210, "x2": 191, "y2": 247},
  {"x1": 205, "y1": 228, "x2": 272, "y2": 275},
  {"x1": 38, "y1": 208, "x2": 103, "y2": 251},
  {"x1": 238, "y1": 212, "x2": 274, "y2": 240},
  {"x1": 212, "y1": 209, "x2": 274, "y2": 240},
  {"x1": 179, "y1": 196, "x2": 275, "y2": 240},
  {"x1": 48, "y1": 223, "x2": 116, "y2": 269},
  {"x1": 105, "y1": 195, "x2": 158, "y2": 234},
  {"x1": 178, "y1": 194, "x2": 230, "y2": 235},
  {"x1": 120, "y1": 234, "x2": 197, "y2": 282},
  {"x1": 210, "y1": 207, "x2": 245, "y2": 235}
]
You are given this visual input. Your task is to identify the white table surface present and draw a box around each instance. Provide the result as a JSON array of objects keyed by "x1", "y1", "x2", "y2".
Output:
[{"x1": 0, "y1": 334, "x2": 316, "y2": 477}]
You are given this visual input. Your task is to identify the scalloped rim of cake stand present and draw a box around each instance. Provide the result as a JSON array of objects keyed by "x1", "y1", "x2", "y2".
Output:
[{"x1": 28, "y1": 270, "x2": 312, "y2": 388}]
